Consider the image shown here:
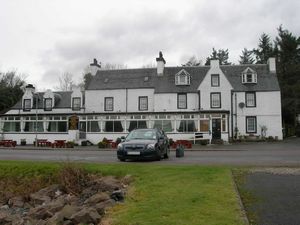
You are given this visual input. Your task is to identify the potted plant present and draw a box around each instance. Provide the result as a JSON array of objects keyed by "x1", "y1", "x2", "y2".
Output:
[
  {"x1": 20, "y1": 139, "x2": 26, "y2": 146},
  {"x1": 66, "y1": 141, "x2": 75, "y2": 148}
]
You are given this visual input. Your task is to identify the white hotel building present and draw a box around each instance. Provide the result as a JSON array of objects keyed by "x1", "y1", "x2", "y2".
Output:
[{"x1": 0, "y1": 52, "x2": 282, "y2": 144}]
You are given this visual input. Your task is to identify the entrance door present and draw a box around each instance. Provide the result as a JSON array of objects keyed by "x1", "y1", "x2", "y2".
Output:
[{"x1": 212, "y1": 119, "x2": 221, "y2": 139}]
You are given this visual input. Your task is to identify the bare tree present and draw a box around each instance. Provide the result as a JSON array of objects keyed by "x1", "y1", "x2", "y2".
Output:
[
  {"x1": 103, "y1": 63, "x2": 127, "y2": 70},
  {"x1": 55, "y1": 72, "x2": 74, "y2": 91}
]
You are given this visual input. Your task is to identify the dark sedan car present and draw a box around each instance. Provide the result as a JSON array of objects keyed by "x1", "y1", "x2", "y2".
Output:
[{"x1": 117, "y1": 128, "x2": 170, "y2": 161}]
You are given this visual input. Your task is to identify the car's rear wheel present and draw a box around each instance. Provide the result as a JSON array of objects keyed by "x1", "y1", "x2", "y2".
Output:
[{"x1": 164, "y1": 147, "x2": 170, "y2": 159}]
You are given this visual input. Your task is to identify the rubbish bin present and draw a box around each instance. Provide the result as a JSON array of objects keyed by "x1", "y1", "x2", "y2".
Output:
[{"x1": 176, "y1": 144, "x2": 184, "y2": 157}]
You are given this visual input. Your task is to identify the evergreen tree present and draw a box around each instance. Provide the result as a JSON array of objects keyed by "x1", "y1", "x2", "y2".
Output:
[
  {"x1": 205, "y1": 48, "x2": 231, "y2": 65},
  {"x1": 0, "y1": 71, "x2": 26, "y2": 112},
  {"x1": 253, "y1": 33, "x2": 274, "y2": 64},
  {"x1": 239, "y1": 48, "x2": 255, "y2": 64}
]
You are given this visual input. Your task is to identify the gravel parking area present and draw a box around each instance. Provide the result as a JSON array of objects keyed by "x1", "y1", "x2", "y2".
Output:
[{"x1": 240, "y1": 168, "x2": 300, "y2": 225}]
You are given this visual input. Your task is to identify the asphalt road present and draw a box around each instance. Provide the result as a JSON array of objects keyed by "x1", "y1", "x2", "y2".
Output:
[{"x1": 0, "y1": 139, "x2": 300, "y2": 166}]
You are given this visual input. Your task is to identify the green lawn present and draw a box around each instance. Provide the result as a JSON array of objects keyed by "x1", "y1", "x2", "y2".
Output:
[{"x1": 0, "y1": 161, "x2": 245, "y2": 225}]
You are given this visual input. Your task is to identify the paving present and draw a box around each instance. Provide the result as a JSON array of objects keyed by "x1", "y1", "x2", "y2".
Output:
[{"x1": 240, "y1": 169, "x2": 300, "y2": 225}]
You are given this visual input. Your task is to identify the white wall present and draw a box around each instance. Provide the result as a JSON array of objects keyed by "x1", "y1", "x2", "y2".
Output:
[
  {"x1": 154, "y1": 93, "x2": 198, "y2": 112},
  {"x1": 233, "y1": 91, "x2": 282, "y2": 139},
  {"x1": 198, "y1": 64, "x2": 233, "y2": 110}
]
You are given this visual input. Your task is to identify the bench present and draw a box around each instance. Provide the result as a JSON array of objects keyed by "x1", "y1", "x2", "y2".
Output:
[
  {"x1": 52, "y1": 140, "x2": 66, "y2": 148},
  {"x1": 0, "y1": 140, "x2": 16, "y2": 147},
  {"x1": 36, "y1": 139, "x2": 52, "y2": 147}
]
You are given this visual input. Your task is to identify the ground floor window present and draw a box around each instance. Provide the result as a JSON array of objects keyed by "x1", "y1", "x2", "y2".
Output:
[
  {"x1": 128, "y1": 120, "x2": 147, "y2": 132},
  {"x1": 24, "y1": 122, "x2": 44, "y2": 132},
  {"x1": 153, "y1": 120, "x2": 173, "y2": 132},
  {"x1": 246, "y1": 116, "x2": 257, "y2": 133},
  {"x1": 47, "y1": 121, "x2": 67, "y2": 132},
  {"x1": 177, "y1": 120, "x2": 197, "y2": 132},
  {"x1": 3, "y1": 122, "x2": 20, "y2": 132},
  {"x1": 104, "y1": 121, "x2": 124, "y2": 132},
  {"x1": 199, "y1": 120, "x2": 210, "y2": 132}
]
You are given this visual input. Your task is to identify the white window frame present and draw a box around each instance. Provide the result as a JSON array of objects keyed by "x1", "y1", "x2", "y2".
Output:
[
  {"x1": 210, "y1": 93, "x2": 221, "y2": 108},
  {"x1": 175, "y1": 69, "x2": 191, "y2": 85},
  {"x1": 44, "y1": 98, "x2": 52, "y2": 111},
  {"x1": 104, "y1": 97, "x2": 114, "y2": 111},
  {"x1": 139, "y1": 96, "x2": 148, "y2": 111},
  {"x1": 177, "y1": 93, "x2": 187, "y2": 109},
  {"x1": 23, "y1": 99, "x2": 31, "y2": 111},
  {"x1": 245, "y1": 92, "x2": 256, "y2": 107},
  {"x1": 246, "y1": 116, "x2": 257, "y2": 133},
  {"x1": 242, "y1": 68, "x2": 257, "y2": 84}
]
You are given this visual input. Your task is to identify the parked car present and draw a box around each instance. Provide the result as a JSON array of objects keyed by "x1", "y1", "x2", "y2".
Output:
[{"x1": 117, "y1": 128, "x2": 170, "y2": 161}]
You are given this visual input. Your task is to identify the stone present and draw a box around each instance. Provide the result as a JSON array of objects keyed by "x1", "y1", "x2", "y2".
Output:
[
  {"x1": 65, "y1": 194, "x2": 79, "y2": 205},
  {"x1": 94, "y1": 199, "x2": 116, "y2": 215},
  {"x1": 46, "y1": 196, "x2": 66, "y2": 214},
  {"x1": 110, "y1": 190, "x2": 125, "y2": 201},
  {"x1": 8, "y1": 196, "x2": 25, "y2": 208},
  {"x1": 27, "y1": 205, "x2": 53, "y2": 220},
  {"x1": 34, "y1": 184, "x2": 65, "y2": 199},
  {"x1": 30, "y1": 193, "x2": 51, "y2": 206},
  {"x1": 57, "y1": 205, "x2": 81, "y2": 220},
  {"x1": 0, "y1": 204, "x2": 9, "y2": 209},
  {"x1": 95, "y1": 176, "x2": 122, "y2": 192},
  {"x1": 70, "y1": 207, "x2": 101, "y2": 224},
  {"x1": 84, "y1": 192, "x2": 110, "y2": 205}
]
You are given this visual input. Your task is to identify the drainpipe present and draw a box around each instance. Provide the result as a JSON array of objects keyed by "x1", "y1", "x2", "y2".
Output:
[{"x1": 230, "y1": 90, "x2": 234, "y2": 140}]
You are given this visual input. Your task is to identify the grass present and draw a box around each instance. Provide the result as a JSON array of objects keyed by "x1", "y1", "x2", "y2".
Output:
[{"x1": 0, "y1": 161, "x2": 246, "y2": 225}]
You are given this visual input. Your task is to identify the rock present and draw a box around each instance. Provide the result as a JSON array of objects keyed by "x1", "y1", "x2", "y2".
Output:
[
  {"x1": 94, "y1": 199, "x2": 116, "y2": 215},
  {"x1": 65, "y1": 194, "x2": 79, "y2": 205},
  {"x1": 27, "y1": 205, "x2": 53, "y2": 220},
  {"x1": 46, "y1": 196, "x2": 66, "y2": 214},
  {"x1": 110, "y1": 190, "x2": 125, "y2": 201},
  {"x1": 95, "y1": 176, "x2": 122, "y2": 192},
  {"x1": 34, "y1": 184, "x2": 65, "y2": 199},
  {"x1": 0, "y1": 204, "x2": 9, "y2": 209},
  {"x1": 8, "y1": 196, "x2": 25, "y2": 208},
  {"x1": 84, "y1": 192, "x2": 110, "y2": 205},
  {"x1": 30, "y1": 193, "x2": 51, "y2": 206},
  {"x1": 70, "y1": 207, "x2": 101, "y2": 224}
]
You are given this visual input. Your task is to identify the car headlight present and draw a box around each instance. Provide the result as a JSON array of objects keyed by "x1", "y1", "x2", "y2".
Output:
[
  {"x1": 117, "y1": 143, "x2": 123, "y2": 150},
  {"x1": 147, "y1": 143, "x2": 156, "y2": 150}
]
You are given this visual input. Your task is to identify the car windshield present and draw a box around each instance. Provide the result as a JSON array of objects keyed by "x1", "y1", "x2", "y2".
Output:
[{"x1": 126, "y1": 130, "x2": 157, "y2": 141}]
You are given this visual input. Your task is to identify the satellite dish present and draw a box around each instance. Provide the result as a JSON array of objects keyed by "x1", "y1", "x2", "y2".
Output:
[{"x1": 239, "y1": 102, "x2": 245, "y2": 108}]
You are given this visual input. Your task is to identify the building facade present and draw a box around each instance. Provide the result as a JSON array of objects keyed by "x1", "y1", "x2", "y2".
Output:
[{"x1": 0, "y1": 53, "x2": 283, "y2": 144}]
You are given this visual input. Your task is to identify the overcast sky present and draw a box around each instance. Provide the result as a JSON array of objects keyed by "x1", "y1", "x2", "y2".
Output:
[{"x1": 0, "y1": 0, "x2": 299, "y2": 90}]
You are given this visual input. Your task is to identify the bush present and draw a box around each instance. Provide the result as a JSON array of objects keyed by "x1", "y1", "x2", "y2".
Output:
[
  {"x1": 169, "y1": 138, "x2": 174, "y2": 146},
  {"x1": 66, "y1": 141, "x2": 75, "y2": 148},
  {"x1": 98, "y1": 141, "x2": 107, "y2": 148},
  {"x1": 200, "y1": 139, "x2": 209, "y2": 145},
  {"x1": 81, "y1": 140, "x2": 87, "y2": 146},
  {"x1": 267, "y1": 136, "x2": 274, "y2": 142}
]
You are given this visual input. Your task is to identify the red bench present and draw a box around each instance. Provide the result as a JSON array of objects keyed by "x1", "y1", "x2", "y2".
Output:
[
  {"x1": 172, "y1": 140, "x2": 192, "y2": 149},
  {"x1": 0, "y1": 140, "x2": 16, "y2": 147},
  {"x1": 52, "y1": 140, "x2": 66, "y2": 148}
]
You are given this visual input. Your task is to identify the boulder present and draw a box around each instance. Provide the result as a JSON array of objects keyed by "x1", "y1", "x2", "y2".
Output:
[
  {"x1": 94, "y1": 199, "x2": 116, "y2": 215},
  {"x1": 27, "y1": 205, "x2": 53, "y2": 220},
  {"x1": 84, "y1": 192, "x2": 110, "y2": 205},
  {"x1": 46, "y1": 196, "x2": 66, "y2": 214},
  {"x1": 65, "y1": 194, "x2": 79, "y2": 205},
  {"x1": 29, "y1": 193, "x2": 51, "y2": 206},
  {"x1": 34, "y1": 184, "x2": 65, "y2": 199},
  {"x1": 70, "y1": 207, "x2": 101, "y2": 224},
  {"x1": 8, "y1": 196, "x2": 25, "y2": 208},
  {"x1": 110, "y1": 190, "x2": 125, "y2": 201},
  {"x1": 95, "y1": 176, "x2": 122, "y2": 192}
]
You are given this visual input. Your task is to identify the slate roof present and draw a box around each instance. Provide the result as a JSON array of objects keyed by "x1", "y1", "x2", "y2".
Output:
[
  {"x1": 86, "y1": 64, "x2": 280, "y2": 93},
  {"x1": 10, "y1": 91, "x2": 72, "y2": 110}
]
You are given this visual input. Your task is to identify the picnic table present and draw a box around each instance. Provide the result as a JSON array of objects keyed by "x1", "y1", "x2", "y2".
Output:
[
  {"x1": 171, "y1": 140, "x2": 192, "y2": 149},
  {"x1": 52, "y1": 140, "x2": 66, "y2": 148},
  {"x1": 0, "y1": 140, "x2": 16, "y2": 147},
  {"x1": 36, "y1": 139, "x2": 52, "y2": 147}
]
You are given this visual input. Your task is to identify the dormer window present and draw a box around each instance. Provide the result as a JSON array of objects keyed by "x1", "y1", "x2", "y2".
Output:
[
  {"x1": 242, "y1": 67, "x2": 257, "y2": 84},
  {"x1": 44, "y1": 98, "x2": 52, "y2": 111},
  {"x1": 72, "y1": 97, "x2": 81, "y2": 111},
  {"x1": 23, "y1": 99, "x2": 31, "y2": 111},
  {"x1": 175, "y1": 69, "x2": 191, "y2": 85}
]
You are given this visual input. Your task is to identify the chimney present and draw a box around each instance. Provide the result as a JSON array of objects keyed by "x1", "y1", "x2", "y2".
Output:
[
  {"x1": 267, "y1": 57, "x2": 276, "y2": 73},
  {"x1": 156, "y1": 51, "x2": 166, "y2": 76},
  {"x1": 90, "y1": 58, "x2": 101, "y2": 76},
  {"x1": 210, "y1": 59, "x2": 219, "y2": 68},
  {"x1": 25, "y1": 84, "x2": 35, "y2": 93}
]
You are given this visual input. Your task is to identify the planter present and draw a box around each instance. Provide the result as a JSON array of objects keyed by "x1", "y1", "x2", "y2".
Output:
[{"x1": 20, "y1": 139, "x2": 26, "y2": 146}]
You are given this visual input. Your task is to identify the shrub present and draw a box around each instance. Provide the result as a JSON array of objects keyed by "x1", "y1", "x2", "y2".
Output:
[
  {"x1": 66, "y1": 141, "x2": 75, "y2": 148},
  {"x1": 200, "y1": 139, "x2": 209, "y2": 145},
  {"x1": 267, "y1": 136, "x2": 274, "y2": 142},
  {"x1": 98, "y1": 141, "x2": 106, "y2": 148},
  {"x1": 169, "y1": 138, "x2": 174, "y2": 146}
]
